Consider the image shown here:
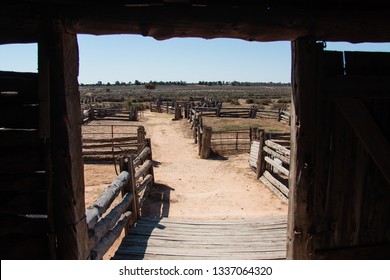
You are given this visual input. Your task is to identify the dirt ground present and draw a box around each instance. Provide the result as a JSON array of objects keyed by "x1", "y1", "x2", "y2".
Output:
[{"x1": 84, "y1": 111, "x2": 288, "y2": 259}]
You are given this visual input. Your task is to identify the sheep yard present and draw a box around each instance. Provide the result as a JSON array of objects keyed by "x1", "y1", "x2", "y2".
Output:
[{"x1": 82, "y1": 84, "x2": 291, "y2": 259}]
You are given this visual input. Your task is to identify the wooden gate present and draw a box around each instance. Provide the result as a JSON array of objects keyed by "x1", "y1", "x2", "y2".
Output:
[
  {"x1": 288, "y1": 39, "x2": 390, "y2": 259},
  {"x1": 0, "y1": 71, "x2": 54, "y2": 259}
]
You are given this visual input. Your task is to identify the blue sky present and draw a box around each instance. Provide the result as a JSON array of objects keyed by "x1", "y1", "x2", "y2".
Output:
[{"x1": 1, "y1": 35, "x2": 389, "y2": 84}]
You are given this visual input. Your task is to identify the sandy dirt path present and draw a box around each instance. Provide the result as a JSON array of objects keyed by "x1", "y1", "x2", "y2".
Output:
[
  {"x1": 84, "y1": 111, "x2": 288, "y2": 258},
  {"x1": 140, "y1": 111, "x2": 287, "y2": 220}
]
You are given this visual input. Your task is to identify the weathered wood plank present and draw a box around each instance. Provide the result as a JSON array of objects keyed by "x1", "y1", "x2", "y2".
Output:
[
  {"x1": 265, "y1": 140, "x2": 290, "y2": 157},
  {"x1": 0, "y1": 71, "x2": 38, "y2": 104},
  {"x1": 335, "y1": 98, "x2": 390, "y2": 185},
  {"x1": 113, "y1": 216, "x2": 287, "y2": 260},
  {"x1": 260, "y1": 175, "x2": 289, "y2": 204},
  {"x1": 263, "y1": 170, "x2": 289, "y2": 198},
  {"x1": 264, "y1": 156, "x2": 289, "y2": 176},
  {"x1": 263, "y1": 146, "x2": 290, "y2": 164},
  {"x1": 0, "y1": 105, "x2": 39, "y2": 129}
]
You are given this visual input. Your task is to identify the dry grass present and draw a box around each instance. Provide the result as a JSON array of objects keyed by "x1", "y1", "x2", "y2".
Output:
[{"x1": 202, "y1": 116, "x2": 290, "y2": 133}]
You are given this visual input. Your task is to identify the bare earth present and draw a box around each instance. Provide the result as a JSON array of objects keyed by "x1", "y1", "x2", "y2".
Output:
[{"x1": 84, "y1": 111, "x2": 288, "y2": 259}]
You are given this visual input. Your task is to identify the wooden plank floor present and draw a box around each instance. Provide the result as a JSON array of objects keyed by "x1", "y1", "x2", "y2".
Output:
[{"x1": 112, "y1": 216, "x2": 287, "y2": 260}]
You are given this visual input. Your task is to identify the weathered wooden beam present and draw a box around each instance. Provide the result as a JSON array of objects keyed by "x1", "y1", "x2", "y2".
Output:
[
  {"x1": 263, "y1": 146, "x2": 290, "y2": 165},
  {"x1": 89, "y1": 192, "x2": 133, "y2": 249},
  {"x1": 42, "y1": 19, "x2": 89, "y2": 259},
  {"x1": 263, "y1": 170, "x2": 289, "y2": 198},
  {"x1": 85, "y1": 171, "x2": 130, "y2": 230},
  {"x1": 260, "y1": 175, "x2": 289, "y2": 204},
  {"x1": 200, "y1": 126, "x2": 212, "y2": 159},
  {"x1": 133, "y1": 147, "x2": 151, "y2": 167},
  {"x1": 325, "y1": 76, "x2": 390, "y2": 99},
  {"x1": 3, "y1": 2, "x2": 390, "y2": 44},
  {"x1": 137, "y1": 174, "x2": 154, "y2": 194},
  {"x1": 265, "y1": 140, "x2": 290, "y2": 157},
  {"x1": 264, "y1": 156, "x2": 290, "y2": 176},
  {"x1": 134, "y1": 160, "x2": 153, "y2": 181},
  {"x1": 287, "y1": 39, "x2": 321, "y2": 260},
  {"x1": 335, "y1": 98, "x2": 390, "y2": 185},
  {"x1": 90, "y1": 211, "x2": 132, "y2": 260}
]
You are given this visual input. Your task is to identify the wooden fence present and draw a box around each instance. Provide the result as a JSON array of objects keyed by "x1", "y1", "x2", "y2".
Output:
[
  {"x1": 211, "y1": 129, "x2": 252, "y2": 154},
  {"x1": 249, "y1": 130, "x2": 290, "y2": 203},
  {"x1": 150, "y1": 101, "x2": 184, "y2": 120},
  {"x1": 82, "y1": 124, "x2": 146, "y2": 163},
  {"x1": 86, "y1": 140, "x2": 154, "y2": 260},
  {"x1": 82, "y1": 107, "x2": 139, "y2": 124},
  {"x1": 187, "y1": 109, "x2": 264, "y2": 157},
  {"x1": 187, "y1": 104, "x2": 290, "y2": 124}
]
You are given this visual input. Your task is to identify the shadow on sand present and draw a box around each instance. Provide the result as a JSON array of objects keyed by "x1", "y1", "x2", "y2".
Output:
[{"x1": 113, "y1": 183, "x2": 174, "y2": 259}]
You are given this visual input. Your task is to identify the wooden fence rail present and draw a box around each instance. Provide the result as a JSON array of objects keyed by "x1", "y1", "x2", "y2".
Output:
[
  {"x1": 249, "y1": 130, "x2": 290, "y2": 203},
  {"x1": 86, "y1": 139, "x2": 154, "y2": 260},
  {"x1": 81, "y1": 107, "x2": 139, "y2": 124},
  {"x1": 82, "y1": 125, "x2": 145, "y2": 163}
]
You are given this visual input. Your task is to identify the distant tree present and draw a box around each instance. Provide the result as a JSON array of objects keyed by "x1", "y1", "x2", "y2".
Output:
[
  {"x1": 97, "y1": 81, "x2": 102, "y2": 85},
  {"x1": 106, "y1": 82, "x2": 111, "y2": 86},
  {"x1": 134, "y1": 80, "x2": 141, "y2": 85},
  {"x1": 145, "y1": 82, "x2": 156, "y2": 90},
  {"x1": 115, "y1": 81, "x2": 120, "y2": 85}
]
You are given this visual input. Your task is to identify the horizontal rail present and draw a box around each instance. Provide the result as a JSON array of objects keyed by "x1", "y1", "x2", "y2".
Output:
[
  {"x1": 265, "y1": 140, "x2": 291, "y2": 157},
  {"x1": 86, "y1": 171, "x2": 131, "y2": 230},
  {"x1": 89, "y1": 192, "x2": 134, "y2": 249},
  {"x1": 90, "y1": 211, "x2": 132, "y2": 260},
  {"x1": 264, "y1": 156, "x2": 289, "y2": 176}
]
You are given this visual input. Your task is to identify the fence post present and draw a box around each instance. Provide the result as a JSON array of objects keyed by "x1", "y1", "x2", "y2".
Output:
[
  {"x1": 120, "y1": 157, "x2": 139, "y2": 232},
  {"x1": 145, "y1": 138, "x2": 155, "y2": 184},
  {"x1": 200, "y1": 126, "x2": 212, "y2": 159},
  {"x1": 137, "y1": 126, "x2": 145, "y2": 153},
  {"x1": 256, "y1": 129, "x2": 266, "y2": 179}
]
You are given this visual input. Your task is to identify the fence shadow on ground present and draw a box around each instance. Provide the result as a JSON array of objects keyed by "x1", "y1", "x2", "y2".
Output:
[{"x1": 112, "y1": 183, "x2": 174, "y2": 259}]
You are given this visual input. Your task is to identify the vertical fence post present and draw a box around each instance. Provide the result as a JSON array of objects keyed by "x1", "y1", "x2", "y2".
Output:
[
  {"x1": 120, "y1": 157, "x2": 139, "y2": 232},
  {"x1": 256, "y1": 129, "x2": 266, "y2": 179},
  {"x1": 137, "y1": 126, "x2": 145, "y2": 153},
  {"x1": 145, "y1": 138, "x2": 155, "y2": 184},
  {"x1": 200, "y1": 126, "x2": 212, "y2": 159}
]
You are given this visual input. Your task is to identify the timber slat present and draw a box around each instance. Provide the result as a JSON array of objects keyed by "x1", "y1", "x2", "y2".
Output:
[{"x1": 113, "y1": 216, "x2": 287, "y2": 260}]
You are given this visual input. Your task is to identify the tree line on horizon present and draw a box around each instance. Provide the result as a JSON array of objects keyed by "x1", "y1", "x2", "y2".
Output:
[{"x1": 80, "y1": 80, "x2": 291, "y2": 87}]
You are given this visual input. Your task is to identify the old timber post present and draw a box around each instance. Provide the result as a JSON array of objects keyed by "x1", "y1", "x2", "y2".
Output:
[
  {"x1": 41, "y1": 19, "x2": 89, "y2": 259},
  {"x1": 287, "y1": 38, "x2": 320, "y2": 260}
]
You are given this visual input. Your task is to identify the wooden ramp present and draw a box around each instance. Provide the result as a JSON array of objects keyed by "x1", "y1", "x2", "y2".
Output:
[{"x1": 112, "y1": 216, "x2": 287, "y2": 260}]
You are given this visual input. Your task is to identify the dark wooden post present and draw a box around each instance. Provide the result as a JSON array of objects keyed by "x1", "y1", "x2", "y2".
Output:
[
  {"x1": 120, "y1": 157, "x2": 139, "y2": 231},
  {"x1": 287, "y1": 39, "x2": 320, "y2": 260},
  {"x1": 42, "y1": 19, "x2": 89, "y2": 259},
  {"x1": 256, "y1": 129, "x2": 266, "y2": 179},
  {"x1": 137, "y1": 126, "x2": 145, "y2": 152},
  {"x1": 145, "y1": 138, "x2": 155, "y2": 184},
  {"x1": 200, "y1": 126, "x2": 212, "y2": 159},
  {"x1": 197, "y1": 126, "x2": 202, "y2": 156}
]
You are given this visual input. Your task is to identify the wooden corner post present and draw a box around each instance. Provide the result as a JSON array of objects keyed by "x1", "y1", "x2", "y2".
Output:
[
  {"x1": 42, "y1": 19, "x2": 89, "y2": 259},
  {"x1": 287, "y1": 38, "x2": 321, "y2": 260}
]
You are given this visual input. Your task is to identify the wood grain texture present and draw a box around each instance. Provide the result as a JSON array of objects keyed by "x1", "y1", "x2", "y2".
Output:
[{"x1": 112, "y1": 216, "x2": 287, "y2": 260}]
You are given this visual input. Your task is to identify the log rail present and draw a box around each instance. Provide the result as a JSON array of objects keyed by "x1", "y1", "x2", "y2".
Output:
[
  {"x1": 85, "y1": 139, "x2": 154, "y2": 260},
  {"x1": 249, "y1": 130, "x2": 290, "y2": 203}
]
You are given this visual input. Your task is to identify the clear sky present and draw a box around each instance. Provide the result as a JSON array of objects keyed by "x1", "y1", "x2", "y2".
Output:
[{"x1": 1, "y1": 35, "x2": 389, "y2": 84}]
